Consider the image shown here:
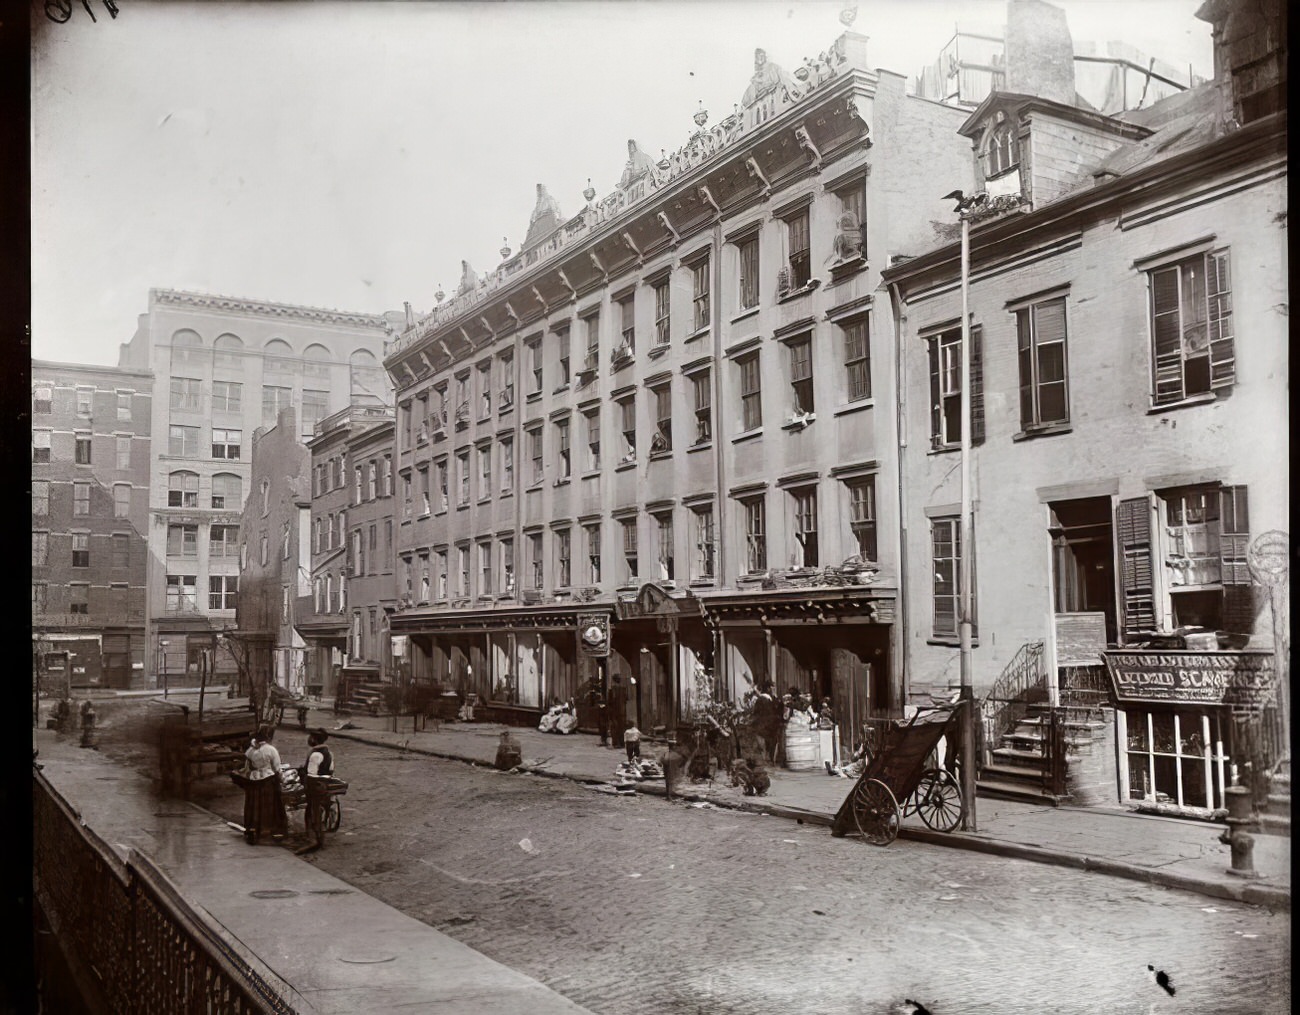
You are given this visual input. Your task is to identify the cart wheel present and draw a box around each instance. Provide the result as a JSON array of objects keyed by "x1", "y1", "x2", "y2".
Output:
[
  {"x1": 914, "y1": 768, "x2": 964, "y2": 833},
  {"x1": 325, "y1": 797, "x2": 341, "y2": 833},
  {"x1": 852, "y1": 777, "x2": 900, "y2": 845}
]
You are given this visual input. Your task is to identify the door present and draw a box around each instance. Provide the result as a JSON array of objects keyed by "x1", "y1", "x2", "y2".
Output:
[{"x1": 1050, "y1": 498, "x2": 1119, "y2": 644}]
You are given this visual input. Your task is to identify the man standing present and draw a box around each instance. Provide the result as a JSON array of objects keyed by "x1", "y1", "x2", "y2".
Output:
[{"x1": 295, "y1": 729, "x2": 334, "y2": 855}]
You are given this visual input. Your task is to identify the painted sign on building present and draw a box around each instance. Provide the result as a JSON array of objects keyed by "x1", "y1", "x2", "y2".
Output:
[{"x1": 1101, "y1": 650, "x2": 1276, "y2": 707}]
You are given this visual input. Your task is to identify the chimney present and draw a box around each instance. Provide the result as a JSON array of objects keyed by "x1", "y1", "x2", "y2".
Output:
[{"x1": 1004, "y1": 0, "x2": 1076, "y2": 105}]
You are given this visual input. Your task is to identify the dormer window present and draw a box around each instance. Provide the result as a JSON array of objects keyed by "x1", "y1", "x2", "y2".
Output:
[{"x1": 984, "y1": 125, "x2": 1018, "y2": 178}]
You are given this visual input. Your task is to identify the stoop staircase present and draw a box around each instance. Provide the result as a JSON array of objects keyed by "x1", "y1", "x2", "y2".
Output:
[{"x1": 335, "y1": 675, "x2": 389, "y2": 716}]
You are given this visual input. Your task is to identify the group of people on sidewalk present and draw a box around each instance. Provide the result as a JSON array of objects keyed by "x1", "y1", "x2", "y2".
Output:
[{"x1": 239, "y1": 725, "x2": 336, "y2": 854}]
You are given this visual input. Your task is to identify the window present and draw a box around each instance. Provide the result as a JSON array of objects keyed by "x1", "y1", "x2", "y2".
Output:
[
  {"x1": 72, "y1": 532, "x2": 90, "y2": 568},
  {"x1": 478, "y1": 362, "x2": 492, "y2": 418},
  {"x1": 556, "y1": 528, "x2": 571, "y2": 587},
  {"x1": 457, "y1": 545, "x2": 470, "y2": 597},
  {"x1": 70, "y1": 584, "x2": 89, "y2": 615},
  {"x1": 785, "y1": 210, "x2": 811, "y2": 290},
  {"x1": 556, "y1": 419, "x2": 571, "y2": 480},
  {"x1": 644, "y1": 385, "x2": 669, "y2": 453},
  {"x1": 1149, "y1": 249, "x2": 1233, "y2": 406},
  {"x1": 418, "y1": 465, "x2": 431, "y2": 515},
  {"x1": 1016, "y1": 297, "x2": 1069, "y2": 429},
  {"x1": 33, "y1": 531, "x2": 48, "y2": 566},
  {"x1": 116, "y1": 391, "x2": 132, "y2": 421},
  {"x1": 614, "y1": 296, "x2": 635, "y2": 360},
  {"x1": 366, "y1": 462, "x2": 377, "y2": 501},
  {"x1": 381, "y1": 455, "x2": 393, "y2": 496},
  {"x1": 436, "y1": 459, "x2": 449, "y2": 511},
  {"x1": 655, "y1": 511, "x2": 675, "y2": 581},
  {"x1": 76, "y1": 387, "x2": 93, "y2": 416},
  {"x1": 621, "y1": 518, "x2": 638, "y2": 583},
  {"x1": 501, "y1": 436, "x2": 514, "y2": 493},
  {"x1": 169, "y1": 424, "x2": 200, "y2": 457},
  {"x1": 528, "y1": 339, "x2": 543, "y2": 395},
  {"x1": 653, "y1": 281, "x2": 670, "y2": 347},
  {"x1": 585, "y1": 523, "x2": 602, "y2": 584},
  {"x1": 262, "y1": 385, "x2": 291, "y2": 427},
  {"x1": 528, "y1": 532, "x2": 544, "y2": 589},
  {"x1": 75, "y1": 433, "x2": 92, "y2": 464},
  {"x1": 33, "y1": 480, "x2": 49, "y2": 516},
  {"x1": 401, "y1": 471, "x2": 412, "y2": 517},
  {"x1": 846, "y1": 478, "x2": 877, "y2": 561},
  {"x1": 792, "y1": 487, "x2": 819, "y2": 567},
  {"x1": 931, "y1": 517, "x2": 975, "y2": 639},
  {"x1": 168, "y1": 523, "x2": 198, "y2": 558},
  {"x1": 419, "y1": 553, "x2": 430, "y2": 603},
  {"x1": 210, "y1": 524, "x2": 239, "y2": 558},
  {"x1": 73, "y1": 482, "x2": 91, "y2": 516},
  {"x1": 211, "y1": 473, "x2": 241, "y2": 509},
  {"x1": 583, "y1": 410, "x2": 600, "y2": 471},
  {"x1": 209, "y1": 575, "x2": 238, "y2": 610},
  {"x1": 528, "y1": 427, "x2": 544, "y2": 485},
  {"x1": 169, "y1": 377, "x2": 201, "y2": 411},
  {"x1": 478, "y1": 445, "x2": 491, "y2": 498},
  {"x1": 478, "y1": 541, "x2": 492, "y2": 596},
  {"x1": 112, "y1": 533, "x2": 130, "y2": 568},
  {"x1": 32, "y1": 430, "x2": 51, "y2": 464},
  {"x1": 169, "y1": 471, "x2": 199, "y2": 507},
  {"x1": 282, "y1": 523, "x2": 292, "y2": 561},
  {"x1": 454, "y1": 374, "x2": 470, "y2": 423},
  {"x1": 501, "y1": 538, "x2": 514, "y2": 593},
  {"x1": 788, "y1": 337, "x2": 814, "y2": 414},
  {"x1": 211, "y1": 428, "x2": 241, "y2": 459},
  {"x1": 457, "y1": 451, "x2": 470, "y2": 505},
  {"x1": 615, "y1": 395, "x2": 636, "y2": 462},
  {"x1": 259, "y1": 534, "x2": 269, "y2": 566},
  {"x1": 115, "y1": 435, "x2": 131, "y2": 470},
  {"x1": 985, "y1": 125, "x2": 1018, "y2": 177},
  {"x1": 738, "y1": 236, "x2": 759, "y2": 310},
  {"x1": 739, "y1": 353, "x2": 762, "y2": 431},
  {"x1": 499, "y1": 352, "x2": 514, "y2": 409},
  {"x1": 584, "y1": 314, "x2": 600, "y2": 373},
  {"x1": 693, "y1": 505, "x2": 715, "y2": 581},
  {"x1": 743, "y1": 496, "x2": 767, "y2": 573},
  {"x1": 835, "y1": 183, "x2": 866, "y2": 260},
  {"x1": 399, "y1": 557, "x2": 412, "y2": 602},
  {"x1": 212, "y1": 380, "x2": 243, "y2": 413},
  {"x1": 384, "y1": 520, "x2": 392, "y2": 568},
  {"x1": 436, "y1": 549, "x2": 448, "y2": 600},
  {"x1": 113, "y1": 483, "x2": 131, "y2": 518},
  {"x1": 214, "y1": 334, "x2": 243, "y2": 369},
  {"x1": 843, "y1": 318, "x2": 871, "y2": 402},
  {"x1": 557, "y1": 327, "x2": 571, "y2": 387},
  {"x1": 166, "y1": 574, "x2": 197, "y2": 613},
  {"x1": 354, "y1": 465, "x2": 364, "y2": 505},
  {"x1": 692, "y1": 256, "x2": 711, "y2": 331},
  {"x1": 927, "y1": 326, "x2": 985, "y2": 449},
  {"x1": 33, "y1": 385, "x2": 52, "y2": 414},
  {"x1": 691, "y1": 371, "x2": 712, "y2": 445}
]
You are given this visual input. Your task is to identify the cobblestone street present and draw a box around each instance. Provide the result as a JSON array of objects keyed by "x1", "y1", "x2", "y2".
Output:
[{"x1": 135, "y1": 717, "x2": 1285, "y2": 1015}]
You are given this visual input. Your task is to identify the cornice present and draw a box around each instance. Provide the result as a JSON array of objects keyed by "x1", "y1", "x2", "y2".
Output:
[{"x1": 150, "y1": 289, "x2": 390, "y2": 331}]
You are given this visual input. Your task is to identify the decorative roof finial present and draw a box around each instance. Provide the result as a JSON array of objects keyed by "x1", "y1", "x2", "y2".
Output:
[
  {"x1": 583, "y1": 177, "x2": 596, "y2": 204},
  {"x1": 694, "y1": 100, "x2": 709, "y2": 130},
  {"x1": 434, "y1": 285, "x2": 445, "y2": 304},
  {"x1": 839, "y1": 4, "x2": 858, "y2": 28},
  {"x1": 500, "y1": 237, "x2": 511, "y2": 260}
]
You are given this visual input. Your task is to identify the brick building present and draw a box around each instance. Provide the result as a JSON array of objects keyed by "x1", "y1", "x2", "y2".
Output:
[
  {"x1": 31, "y1": 361, "x2": 152, "y2": 690},
  {"x1": 382, "y1": 29, "x2": 975, "y2": 743}
]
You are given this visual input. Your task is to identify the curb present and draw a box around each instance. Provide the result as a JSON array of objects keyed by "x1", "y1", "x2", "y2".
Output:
[{"x1": 326, "y1": 728, "x2": 1291, "y2": 912}]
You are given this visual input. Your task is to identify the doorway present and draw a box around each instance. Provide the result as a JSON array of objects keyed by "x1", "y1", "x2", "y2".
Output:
[{"x1": 1049, "y1": 498, "x2": 1118, "y2": 644}]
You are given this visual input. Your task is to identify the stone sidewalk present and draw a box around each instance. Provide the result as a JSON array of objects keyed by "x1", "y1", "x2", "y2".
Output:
[
  {"x1": 308, "y1": 705, "x2": 1290, "y2": 911},
  {"x1": 32, "y1": 726, "x2": 593, "y2": 1015}
]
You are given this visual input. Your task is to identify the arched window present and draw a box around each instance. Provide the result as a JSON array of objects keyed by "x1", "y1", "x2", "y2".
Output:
[
  {"x1": 303, "y1": 343, "x2": 332, "y2": 380},
  {"x1": 985, "y1": 125, "x2": 1018, "y2": 177},
  {"x1": 350, "y1": 348, "x2": 385, "y2": 404},
  {"x1": 171, "y1": 330, "x2": 203, "y2": 370},
  {"x1": 168, "y1": 470, "x2": 199, "y2": 508},
  {"x1": 211, "y1": 472, "x2": 242, "y2": 510},
  {"x1": 264, "y1": 338, "x2": 296, "y2": 376},
  {"x1": 213, "y1": 333, "x2": 244, "y2": 370}
]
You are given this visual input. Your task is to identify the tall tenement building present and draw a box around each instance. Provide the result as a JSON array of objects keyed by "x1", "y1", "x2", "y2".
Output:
[
  {"x1": 116, "y1": 288, "x2": 395, "y2": 686},
  {"x1": 383, "y1": 29, "x2": 975, "y2": 746},
  {"x1": 32, "y1": 361, "x2": 153, "y2": 690}
]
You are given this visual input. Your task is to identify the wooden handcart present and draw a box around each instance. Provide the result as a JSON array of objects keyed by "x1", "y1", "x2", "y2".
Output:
[
  {"x1": 228, "y1": 771, "x2": 348, "y2": 843},
  {"x1": 831, "y1": 702, "x2": 966, "y2": 846},
  {"x1": 159, "y1": 707, "x2": 258, "y2": 796}
]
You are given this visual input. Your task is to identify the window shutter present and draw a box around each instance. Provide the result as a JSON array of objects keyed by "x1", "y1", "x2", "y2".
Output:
[
  {"x1": 971, "y1": 327, "x2": 986, "y2": 445},
  {"x1": 1218, "y1": 485, "x2": 1254, "y2": 634},
  {"x1": 1116, "y1": 496, "x2": 1155, "y2": 639},
  {"x1": 927, "y1": 339, "x2": 941, "y2": 450},
  {"x1": 1206, "y1": 251, "x2": 1235, "y2": 390},
  {"x1": 1150, "y1": 266, "x2": 1184, "y2": 405}
]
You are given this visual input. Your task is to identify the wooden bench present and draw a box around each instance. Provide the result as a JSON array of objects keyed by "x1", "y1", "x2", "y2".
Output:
[{"x1": 159, "y1": 708, "x2": 258, "y2": 796}]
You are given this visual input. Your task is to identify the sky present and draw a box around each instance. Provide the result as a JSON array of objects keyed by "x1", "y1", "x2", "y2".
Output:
[{"x1": 31, "y1": 0, "x2": 1214, "y2": 366}]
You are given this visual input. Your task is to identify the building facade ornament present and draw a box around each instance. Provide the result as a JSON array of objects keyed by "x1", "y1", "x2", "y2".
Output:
[
  {"x1": 745, "y1": 155, "x2": 772, "y2": 198},
  {"x1": 456, "y1": 261, "x2": 479, "y2": 297},
  {"x1": 524, "y1": 184, "x2": 565, "y2": 250},
  {"x1": 656, "y1": 210, "x2": 680, "y2": 246},
  {"x1": 794, "y1": 124, "x2": 822, "y2": 171},
  {"x1": 619, "y1": 140, "x2": 657, "y2": 190},
  {"x1": 150, "y1": 289, "x2": 387, "y2": 329},
  {"x1": 741, "y1": 48, "x2": 804, "y2": 107}
]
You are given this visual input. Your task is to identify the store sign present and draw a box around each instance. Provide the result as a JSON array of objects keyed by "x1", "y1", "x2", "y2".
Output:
[
  {"x1": 577, "y1": 612, "x2": 611, "y2": 658},
  {"x1": 1102, "y1": 650, "x2": 1276, "y2": 707}
]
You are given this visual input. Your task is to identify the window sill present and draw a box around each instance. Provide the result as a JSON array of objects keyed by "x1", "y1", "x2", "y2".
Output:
[
  {"x1": 498, "y1": 404, "x2": 515, "y2": 417},
  {"x1": 781, "y1": 412, "x2": 816, "y2": 431},
  {"x1": 477, "y1": 497, "x2": 492, "y2": 506},
  {"x1": 776, "y1": 279, "x2": 822, "y2": 303},
  {"x1": 418, "y1": 511, "x2": 432, "y2": 520},
  {"x1": 833, "y1": 398, "x2": 874, "y2": 418},
  {"x1": 731, "y1": 428, "x2": 763, "y2": 445},
  {"x1": 827, "y1": 255, "x2": 868, "y2": 283},
  {"x1": 526, "y1": 483, "x2": 544, "y2": 493},
  {"x1": 926, "y1": 638, "x2": 980, "y2": 648},
  {"x1": 615, "y1": 461, "x2": 637, "y2": 473},
  {"x1": 553, "y1": 478, "x2": 571, "y2": 488},
  {"x1": 685, "y1": 326, "x2": 710, "y2": 343},
  {"x1": 581, "y1": 470, "x2": 600, "y2": 480},
  {"x1": 647, "y1": 345, "x2": 669, "y2": 360},
  {"x1": 610, "y1": 357, "x2": 634, "y2": 373},
  {"x1": 553, "y1": 384, "x2": 571, "y2": 396},
  {"x1": 457, "y1": 503, "x2": 470, "y2": 511},
  {"x1": 526, "y1": 391, "x2": 543, "y2": 404},
  {"x1": 730, "y1": 306, "x2": 760, "y2": 325},
  {"x1": 687, "y1": 440, "x2": 713, "y2": 454},
  {"x1": 1012, "y1": 423, "x2": 1072, "y2": 442},
  {"x1": 499, "y1": 490, "x2": 514, "y2": 499},
  {"x1": 689, "y1": 579, "x2": 716, "y2": 589},
  {"x1": 1146, "y1": 393, "x2": 1219, "y2": 414},
  {"x1": 400, "y1": 519, "x2": 412, "y2": 526},
  {"x1": 927, "y1": 444, "x2": 960, "y2": 456},
  {"x1": 649, "y1": 450, "x2": 673, "y2": 461}
]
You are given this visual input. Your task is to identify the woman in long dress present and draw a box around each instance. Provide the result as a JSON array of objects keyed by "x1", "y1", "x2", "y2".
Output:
[{"x1": 242, "y1": 725, "x2": 288, "y2": 844}]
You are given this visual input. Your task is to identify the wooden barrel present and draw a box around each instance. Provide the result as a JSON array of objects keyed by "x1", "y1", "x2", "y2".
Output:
[{"x1": 784, "y1": 726, "x2": 821, "y2": 770}]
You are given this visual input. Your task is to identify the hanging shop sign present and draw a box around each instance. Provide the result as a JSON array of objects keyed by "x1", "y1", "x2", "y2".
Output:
[
  {"x1": 1101, "y1": 650, "x2": 1276, "y2": 707},
  {"x1": 577, "y1": 612, "x2": 611, "y2": 657}
]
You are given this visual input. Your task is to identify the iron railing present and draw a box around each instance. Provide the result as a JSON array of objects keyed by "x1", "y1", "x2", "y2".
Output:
[
  {"x1": 33, "y1": 770, "x2": 299, "y2": 1014},
  {"x1": 978, "y1": 640, "x2": 1047, "y2": 766}
]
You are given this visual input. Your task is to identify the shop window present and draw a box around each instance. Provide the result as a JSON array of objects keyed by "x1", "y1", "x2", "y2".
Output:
[
  {"x1": 1016, "y1": 297, "x2": 1069, "y2": 429},
  {"x1": 1122, "y1": 707, "x2": 1228, "y2": 812},
  {"x1": 1148, "y1": 248, "x2": 1233, "y2": 406},
  {"x1": 926, "y1": 326, "x2": 985, "y2": 449},
  {"x1": 791, "y1": 486, "x2": 819, "y2": 568}
]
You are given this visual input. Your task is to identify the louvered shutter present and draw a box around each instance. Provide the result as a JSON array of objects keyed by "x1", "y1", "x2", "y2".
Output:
[
  {"x1": 1150, "y1": 266, "x2": 1184, "y2": 405},
  {"x1": 971, "y1": 327, "x2": 986, "y2": 445},
  {"x1": 927, "y1": 338, "x2": 941, "y2": 450},
  {"x1": 1218, "y1": 485, "x2": 1254, "y2": 633},
  {"x1": 1116, "y1": 496, "x2": 1155, "y2": 639},
  {"x1": 1206, "y1": 251, "x2": 1235, "y2": 390}
]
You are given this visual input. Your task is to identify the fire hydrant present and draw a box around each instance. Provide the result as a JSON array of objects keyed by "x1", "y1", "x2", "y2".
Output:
[
  {"x1": 1213, "y1": 784, "x2": 1260, "y2": 879},
  {"x1": 79, "y1": 700, "x2": 97, "y2": 749}
]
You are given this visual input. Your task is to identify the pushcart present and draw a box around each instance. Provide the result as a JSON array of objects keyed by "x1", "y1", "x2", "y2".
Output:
[
  {"x1": 230, "y1": 770, "x2": 347, "y2": 842},
  {"x1": 830, "y1": 702, "x2": 966, "y2": 845}
]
